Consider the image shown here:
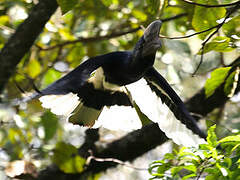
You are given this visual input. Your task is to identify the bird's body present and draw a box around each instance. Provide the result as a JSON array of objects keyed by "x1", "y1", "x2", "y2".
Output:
[{"x1": 25, "y1": 20, "x2": 206, "y2": 147}]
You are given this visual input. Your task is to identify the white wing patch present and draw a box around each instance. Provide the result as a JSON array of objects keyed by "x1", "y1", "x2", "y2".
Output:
[
  {"x1": 92, "y1": 105, "x2": 142, "y2": 131},
  {"x1": 39, "y1": 93, "x2": 80, "y2": 116},
  {"x1": 126, "y1": 79, "x2": 206, "y2": 147}
]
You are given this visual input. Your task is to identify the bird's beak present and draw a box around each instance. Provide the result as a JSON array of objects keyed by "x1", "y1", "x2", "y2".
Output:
[{"x1": 143, "y1": 20, "x2": 162, "y2": 44}]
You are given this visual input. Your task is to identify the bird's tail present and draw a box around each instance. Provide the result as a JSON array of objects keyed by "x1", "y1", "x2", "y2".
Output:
[
  {"x1": 38, "y1": 93, "x2": 102, "y2": 127},
  {"x1": 126, "y1": 79, "x2": 206, "y2": 147},
  {"x1": 68, "y1": 103, "x2": 103, "y2": 127}
]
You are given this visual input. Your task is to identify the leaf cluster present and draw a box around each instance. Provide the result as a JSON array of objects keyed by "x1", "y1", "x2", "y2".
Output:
[{"x1": 149, "y1": 125, "x2": 240, "y2": 180}]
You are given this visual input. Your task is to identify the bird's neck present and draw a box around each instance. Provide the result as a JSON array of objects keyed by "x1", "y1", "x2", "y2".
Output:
[{"x1": 130, "y1": 53, "x2": 156, "y2": 74}]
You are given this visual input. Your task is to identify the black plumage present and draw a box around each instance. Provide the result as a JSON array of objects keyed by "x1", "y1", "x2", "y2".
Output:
[{"x1": 26, "y1": 20, "x2": 206, "y2": 146}]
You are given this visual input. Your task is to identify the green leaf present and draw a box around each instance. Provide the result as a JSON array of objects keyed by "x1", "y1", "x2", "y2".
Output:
[
  {"x1": 101, "y1": 0, "x2": 118, "y2": 7},
  {"x1": 26, "y1": 59, "x2": 41, "y2": 78},
  {"x1": 183, "y1": 165, "x2": 197, "y2": 173},
  {"x1": 182, "y1": 173, "x2": 196, "y2": 180},
  {"x1": 42, "y1": 69, "x2": 62, "y2": 89},
  {"x1": 56, "y1": 0, "x2": 78, "y2": 14},
  {"x1": 157, "y1": 163, "x2": 171, "y2": 174},
  {"x1": 223, "y1": 157, "x2": 232, "y2": 168},
  {"x1": 224, "y1": 70, "x2": 236, "y2": 97},
  {"x1": 192, "y1": 0, "x2": 226, "y2": 39},
  {"x1": 206, "y1": 174, "x2": 218, "y2": 180},
  {"x1": 223, "y1": 15, "x2": 240, "y2": 37},
  {"x1": 204, "y1": 67, "x2": 231, "y2": 98},
  {"x1": 59, "y1": 27, "x2": 75, "y2": 40},
  {"x1": 164, "y1": 153, "x2": 175, "y2": 160},
  {"x1": 146, "y1": 0, "x2": 160, "y2": 15},
  {"x1": 0, "y1": 15, "x2": 9, "y2": 25},
  {"x1": 41, "y1": 111, "x2": 58, "y2": 142},
  {"x1": 200, "y1": 37, "x2": 234, "y2": 54},
  {"x1": 219, "y1": 134, "x2": 240, "y2": 143},
  {"x1": 53, "y1": 142, "x2": 86, "y2": 173},
  {"x1": 207, "y1": 125, "x2": 217, "y2": 147},
  {"x1": 224, "y1": 67, "x2": 240, "y2": 98},
  {"x1": 67, "y1": 44, "x2": 85, "y2": 67},
  {"x1": 216, "y1": 163, "x2": 228, "y2": 177},
  {"x1": 132, "y1": 10, "x2": 147, "y2": 21},
  {"x1": 171, "y1": 166, "x2": 184, "y2": 176}
]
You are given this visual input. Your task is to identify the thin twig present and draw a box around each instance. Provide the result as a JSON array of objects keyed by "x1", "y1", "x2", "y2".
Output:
[
  {"x1": 196, "y1": 167, "x2": 205, "y2": 180},
  {"x1": 86, "y1": 150, "x2": 149, "y2": 171},
  {"x1": 36, "y1": 13, "x2": 188, "y2": 51},
  {"x1": 36, "y1": 28, "x2": 141, "y2": 51},
  {"x1": 180, "y1": 0, "x2": 240, "y2": 8},
  {"x1": 159, "y1": 24, "x2": 220, "y2": 40},
  {"x1": 161, "y1": 13, "x2": 188, "y2": 22}
]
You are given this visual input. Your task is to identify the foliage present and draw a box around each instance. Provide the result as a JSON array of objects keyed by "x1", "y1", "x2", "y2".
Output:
[
  {"x1": 149, "y1": 125, "x2": 240, "y2": 179},
  {"x1": 0, "y1": 0, "x2": 239, "y2": 179},
  {"x1": 204, "y1": 67, "x2": 231, "y2": 98},
  {"x1": 53, "y1": 142, "x2": 86, "y2": 173}
]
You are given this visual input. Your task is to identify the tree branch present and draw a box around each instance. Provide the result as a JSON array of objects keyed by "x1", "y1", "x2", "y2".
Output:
[
  {"x1": 0, "y1": 0, "x2": 58, "y2": 93},
  {"x1": 36, "y1": 27, "x2": 141, "y2": 51},
  {"x1": 180, "y1": 0, "x2": 240, "y2": 8},
  {"x1": 37, "y1": 123, "x2": 167, "y2": 180},
  {"x1": 37, "y1": 13, "x2": 188, "y2": 51}
]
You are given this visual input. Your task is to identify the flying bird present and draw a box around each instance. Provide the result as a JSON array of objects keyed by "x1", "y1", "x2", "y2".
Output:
[{"x1": 25, "y1": 20, "x2": 206, "y2": 147}]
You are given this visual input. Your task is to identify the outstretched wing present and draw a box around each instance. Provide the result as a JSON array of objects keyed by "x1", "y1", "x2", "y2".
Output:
[
  {"x1": 27, "y1": 52, "x2": 134, "y2": 127},
  {"x1": 126, "y1": 67, "x2": 206, "y2": 147},
  {"x1": 39, "y1": 53, "x2": 118, "y2": 96}
]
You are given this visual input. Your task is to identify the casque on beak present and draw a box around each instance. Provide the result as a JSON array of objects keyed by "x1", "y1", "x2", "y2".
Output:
[
  {"x1": 142, "y1": 20, "x2": 162, "y2": 56},
  {"x1": 143, "y1": 20, "x2": 162, "y2": 43}
]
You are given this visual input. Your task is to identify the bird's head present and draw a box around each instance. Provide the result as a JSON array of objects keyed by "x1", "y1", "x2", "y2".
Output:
[{"x1": 133, "y1": 20, "x2": 162, "y2": 58}]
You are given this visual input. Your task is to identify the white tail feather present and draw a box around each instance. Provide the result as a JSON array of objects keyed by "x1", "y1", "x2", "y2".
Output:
[
  {"x1": 92, "y1": 105, "x2": 142, "y2": 131},
  {"x1": 126, "y1": 79, "x2": 206, "y2": 147}
]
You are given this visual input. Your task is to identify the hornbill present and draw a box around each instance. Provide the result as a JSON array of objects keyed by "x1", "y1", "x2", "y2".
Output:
[{"x1": 25, "y1": 20, "x2": 206, "y2": 147}]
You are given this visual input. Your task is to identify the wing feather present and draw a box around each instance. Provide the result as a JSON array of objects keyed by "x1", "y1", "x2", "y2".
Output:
[{"x1": 126, "y1": 69, "x2": 206, "y2": 147}]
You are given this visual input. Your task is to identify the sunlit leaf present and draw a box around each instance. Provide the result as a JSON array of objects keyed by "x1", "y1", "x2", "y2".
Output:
[
  {"x1": 146, "y1": 0, "x2": 160, "y2": 15},
  {"x1": 182, "y1": 173, "x2": 196, "y2": 180},
  {"x1": 42, "y1": 69, "x2": 62, "y2": 88},
  {"x1": 132, "y1": 10, "x2": 147, "y2": 21},
  {"x1": 205, "y1": 174, "x2": 217, "y2": 180},
  {"x1": 53, "y1": 142, "x2": 86, "y2": 173},
  {"x1": 204, "y1": 67, "x2": 231, "y2": 98},
  {"x1": 223, "y1": 15, "x2": 240, "y2": 37},
  {"x1": 183, "y1": 165, "x2": 197, "y2": 173},
  {"x1": 192, "y1": 0, "x2": 226, "y2": 39},
  {"x1": 224, "y1": 67, "x2": 240, "y2": 98},
  {"x1": 41, "y1": 111, "x2": 58, "y2": 142},
  {"x1": 26, "y1": 59, "x2": 41, "y2": 78},
  {"x1": 199, "y1": 37, "x2": 234, "y2": 54},
  {"x1": 171, "y1": 166, "x2": 183, "y2": 176},
  {"x1": 56, "y1": 0, "x2": 78, "y2": 14},
  {"x1": 216, "y1": 163, "x2": 228, "y2": 177},
  {"x1": 0, "y1": 15, "x2": 9, "y2": 25},
  {"x1": 219, "y1": 134, "x2": 240, "y2": 143},
  {"x1": 59, "y1": 28, "x2": 75, "y2": 40},
  {"x1": 207, "y1": 125, "x2": 217, "y2": 147},
  {"x1": 101, "y1": 0, "x2": 118, "y2": 6}
]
